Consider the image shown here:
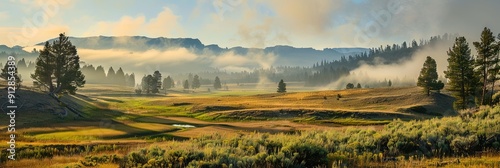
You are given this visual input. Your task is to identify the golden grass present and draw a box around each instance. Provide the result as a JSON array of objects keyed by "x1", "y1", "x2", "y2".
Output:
[
  {"x1": 29, "y1": 128, "x2": 126, "y2": 141},
  {"x1": 0, "y1": 84, "x2": 459, "y2": 167},
  {"x1": 3, "y1": 155, "x2": 82, "y2": 168}
]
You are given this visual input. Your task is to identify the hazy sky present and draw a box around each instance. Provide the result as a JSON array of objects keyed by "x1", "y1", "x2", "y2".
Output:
[{"x1": 1, "y1": 0, "x2": 500, "y2": 49}]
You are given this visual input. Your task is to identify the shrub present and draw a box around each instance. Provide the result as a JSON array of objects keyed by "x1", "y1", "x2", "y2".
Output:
[{"x1": 281, "y1": 143, "x2": 328, "y2": 167}]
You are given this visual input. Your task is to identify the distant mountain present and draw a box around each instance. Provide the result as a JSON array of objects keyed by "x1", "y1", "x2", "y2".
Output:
[
  {"x1": 36, "y1": 36, "x2": 369, "y2": 67},
  {"x1": 0, "y1": 45, "x2": 38, "y2": 61},
  {"x1": 0, "y1": 45, "x2": 25, "y2": 53}
]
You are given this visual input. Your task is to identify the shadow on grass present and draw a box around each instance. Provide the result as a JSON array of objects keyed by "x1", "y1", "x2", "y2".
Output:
[{"x1": 14, "y1": 92, "x2": 192, "y2": 141}]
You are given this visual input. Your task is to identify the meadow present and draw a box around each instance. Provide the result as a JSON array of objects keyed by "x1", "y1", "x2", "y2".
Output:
[{"x1": 0, "y1": 83, "x2": 499, "y2": 167}]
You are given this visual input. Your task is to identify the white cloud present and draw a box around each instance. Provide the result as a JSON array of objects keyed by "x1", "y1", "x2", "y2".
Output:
[{"x1": 84, "y1": 7, "x2": 182, "y2": 37}]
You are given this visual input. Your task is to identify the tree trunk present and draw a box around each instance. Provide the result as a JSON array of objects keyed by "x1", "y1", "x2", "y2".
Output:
[
  {"x1": 482, "y1": 68, "x2": 487, "y2": 105},
  {"x1": 491, "y1": 80, "x2": 496, "y2": 106}
]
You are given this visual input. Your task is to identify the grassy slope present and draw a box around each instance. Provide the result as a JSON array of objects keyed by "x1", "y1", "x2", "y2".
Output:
[{"x1": 0, "y1": 84, "x2": 456, "y2": 135}]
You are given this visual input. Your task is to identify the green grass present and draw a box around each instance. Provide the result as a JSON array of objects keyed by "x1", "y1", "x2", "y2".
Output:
[
  {"x1": 322, "y1": 118, "x2": 392, "y2": 125},
  {"x1": 26, "y1": 128, "x2": 126, "y2": 141},
  {"x1": 293, "y1": 117, "x2": 391, "y2": 125}
]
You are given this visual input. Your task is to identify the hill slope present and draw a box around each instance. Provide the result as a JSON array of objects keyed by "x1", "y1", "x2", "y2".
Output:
[{"x1": 153, "y1": 86, "x2": 456, "y2": 121}]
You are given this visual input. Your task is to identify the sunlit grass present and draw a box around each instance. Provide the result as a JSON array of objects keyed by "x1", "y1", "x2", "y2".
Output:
[
  {"x1": 126, "y1": 123, "x2": 177, "y2": 132},
  {"x1": 28, "y1": 128, "x2": 126, "y2": 141}
]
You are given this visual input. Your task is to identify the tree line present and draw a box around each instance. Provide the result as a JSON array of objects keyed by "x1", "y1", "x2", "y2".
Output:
[
  {"x1": 81, "y1": 65, "x2": 135, "y2": 87},
  {"x1": 416, "y1": 27, "x2": 500, "y2": 110},
  {"x1": 136, "y1": 70, "x2": 226, "y2": 94},
  {"x1": 308, "y1": 34, "x2": 456, "y2": 87}
]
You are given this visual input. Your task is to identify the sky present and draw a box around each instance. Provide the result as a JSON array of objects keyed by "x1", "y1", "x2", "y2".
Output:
[{"x1": 1, "y1": 0, "x2": 500, "y2": 49}]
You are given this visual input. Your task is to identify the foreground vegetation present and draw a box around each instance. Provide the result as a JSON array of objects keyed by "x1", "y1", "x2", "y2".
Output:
[
  {"x1": 103, "y1": 106, "x2": 500, "y2": 167},
  {"x1": 2, "y1": 105, "x2": 500, "y2": 167}
]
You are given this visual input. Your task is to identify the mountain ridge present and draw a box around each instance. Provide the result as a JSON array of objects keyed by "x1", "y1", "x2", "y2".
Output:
[{"x1": 31, "y1": 36, "x2": 368, "y2": 67}]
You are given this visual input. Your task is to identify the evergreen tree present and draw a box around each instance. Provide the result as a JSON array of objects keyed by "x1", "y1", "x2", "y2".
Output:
[
  {"x1": 141, "y1": 75, "x2": 149, "y2": 93},
  {"x1": 115, "y1": 67, "x2": 126, "y2": 86},
  {"x1": 95, "y1": 66, "x2": 106, "y2": 83},
  {"x1": 214, "y1": 76, "x2": 222, "y2": 90},
  {"x1": 277, "y1": 79, "x2": 286, "y2": 93},
  {"x1": 128, "y1": 73, "x2": 135, "y2": 87},
  {"x1": 346, "y1": 83, "x2": 354, "y2": 89},
  {"x1": 124, "y1": 73, "x2": 130, "y2": 86},
  {"x1": 192, "y1": 74, "x2": 201, "y2": 89},
  {"x1": 107, "y1": 67, "x2": 116, "y2": 84},
  {"x1": 1, "y1": 59, "x2": 22, "y2": 88},
  {"x1": 388, "y1": 80, "x2": 392, "y2": 87},
  {"x1": 417, "y1": 56, "x2": 444, "y2": 95},
  {"x1": 31, "y1": 33, "x2": 85, "y2": 95},
  {"x1": 473, "y1": 27, "x2": 498, "y2": 105},
  {"x1": 17, "y1": 58, "x2": 27, "y2": 69},
  {"x1": 487, "y1": 33, "x2": 500, "y2": 105},
  {"x1": 153, "y1": 70, "x2": 162, "y2": 91},
  {"x1": 163, "y1": 76, "x2": 174, "y2": 90},
  {"x1": 356, "y1": 83, "x2": 362, "y2": 89},
  {"x1": 148, "y1": 74, "x2": 159, "y2": 94},
  {"x1": 183, "y1": 80, "x2": 189, "y2": 90},
  {"x1": 445, "y1": 37, "x2": 477, "y2": 110}
]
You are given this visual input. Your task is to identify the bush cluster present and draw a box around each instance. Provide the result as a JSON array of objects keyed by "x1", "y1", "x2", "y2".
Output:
[{"x1": 117, "y1": 106, "x2": 500, "y2": 167}]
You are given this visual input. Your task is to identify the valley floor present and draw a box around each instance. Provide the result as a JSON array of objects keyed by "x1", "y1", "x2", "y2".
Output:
[{"x1": 0, "y1": 83, "x2": 498, "y2": 167}]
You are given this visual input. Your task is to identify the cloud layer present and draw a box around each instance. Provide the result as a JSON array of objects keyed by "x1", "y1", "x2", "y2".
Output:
[{"x1": 83, "y1": 7, "x2": 182, "y2": 37}]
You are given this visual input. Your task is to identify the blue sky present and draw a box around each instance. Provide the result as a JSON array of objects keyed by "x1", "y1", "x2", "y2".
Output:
[{"x1": 1, "y1": 0, "x2": 500, "y2": 49}]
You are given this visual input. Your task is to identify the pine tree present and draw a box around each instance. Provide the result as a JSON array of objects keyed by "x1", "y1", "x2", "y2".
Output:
[
  {"x1": 473, "y1": 27, "x2": 497, "y2": 105},
  {"x1": 192, "y1": 74, "x2": 200, "y2": 89},
  {"x1": 107, "y1": 67, "x2": 116, "y2": 84},
  {"x1": 445, "y1": 37, "x2": 477, "y2": 110},
  {"x1": 163, "y1": 76, "x2": 173, "y2": 90},
  {"x1": 153, "y1": 70, "x2": 162, "y2": 92},
  {"x1": 17, "y1": 58, "x2": 27, "y2": 69},
  {"x1": 277, "y1": 79, "x2": 286, "y2": 93},
  {"x1": 183, "y1": 80, "x2": 189, "y2": 90},
  {"x1": 115, "y1": 67, "x2": 126, "y2": 86},
  {"x1": 214, "y1": 76, "x2": 222, "y2": 90},
  {"x1": 1, "y1": 59, "x2": 22, "y2": 88},
  {"x1": 148, "y1": 74, "x2": 159, "y2": 94},
  {"x1": 128, "y1": 73, "x2": 135, "y2": 87},
  {"x1": 95, "y1": 66, "x2": 106, "y2": 83},
  {"x1": 141, "y1": 75, "x2": 149, "y2": 93},
  {"x1": 417, "y1": 56, "x2": 444, "y2": 95},
  {"x1": 31, "y1": 33, "x2": 85, "y2": 95},
  {"x1": 356, "y1": 83, "x2": 362, "y2": 89},
  {"x1": 388, "y1": 80, "x2": 392, "y2": 87}
]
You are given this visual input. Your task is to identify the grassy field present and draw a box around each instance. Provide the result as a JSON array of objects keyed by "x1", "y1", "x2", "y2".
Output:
[{"x1": 1, "y1": 82, "x2": 498, "y2": 167}]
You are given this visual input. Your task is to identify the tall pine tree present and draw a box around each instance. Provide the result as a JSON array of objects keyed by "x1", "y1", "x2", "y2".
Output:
[
  {"x1": 445, "y1": 37, "x2": 477, "y2": 110},
  {"x1": 473, "y1": 27, "x2": 497, "y2": 105},
  {"x1": 31, "y1": 33, "x2": 85, "y2": 95}
]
